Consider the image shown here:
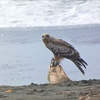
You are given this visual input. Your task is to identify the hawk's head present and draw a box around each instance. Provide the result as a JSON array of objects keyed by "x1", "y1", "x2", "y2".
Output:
[{"x1": 42, "y1": 34, "x2": 50, "y2": 43}]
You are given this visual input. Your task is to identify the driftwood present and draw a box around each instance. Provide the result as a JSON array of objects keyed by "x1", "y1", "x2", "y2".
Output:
[{"x1": 48, "y1": 64, "x2": 70, "y2": 84}]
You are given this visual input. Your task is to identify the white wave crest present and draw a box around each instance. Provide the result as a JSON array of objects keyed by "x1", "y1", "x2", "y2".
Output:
[{"x1": 0, "y1": 0, "x2": 100, "y2": 28}]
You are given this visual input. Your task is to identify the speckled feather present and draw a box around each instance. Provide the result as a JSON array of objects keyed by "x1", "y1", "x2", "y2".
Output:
[{"x1": 45, "y1": 36, "x2": 80, "y2": 59}]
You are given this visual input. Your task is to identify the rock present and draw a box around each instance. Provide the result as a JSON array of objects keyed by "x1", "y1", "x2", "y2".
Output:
[{"x1": 48, "y1": 65, "x2": 70, "y2": 84}]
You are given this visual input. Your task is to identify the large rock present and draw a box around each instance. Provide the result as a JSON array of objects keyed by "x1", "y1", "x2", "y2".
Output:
[{"x1": 48, "y1": 65, "x2": 70, "y2": 84}]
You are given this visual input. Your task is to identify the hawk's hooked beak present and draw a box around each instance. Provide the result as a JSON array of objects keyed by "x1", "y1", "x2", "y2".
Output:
[
  {"x1": 42, "y1": 34, "x2": 50, "y2": 44},
  {"x1": 42, "y1": 34, "x2": 47, "y2": 43}
]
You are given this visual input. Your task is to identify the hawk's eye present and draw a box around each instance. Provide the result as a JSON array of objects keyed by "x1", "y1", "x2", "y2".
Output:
[{"x1": 42, "y1": 35, "x2": 45, "y2": 38}]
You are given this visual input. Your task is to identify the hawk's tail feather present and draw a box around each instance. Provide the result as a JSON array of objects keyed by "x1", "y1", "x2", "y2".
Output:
[
  {"x1": 72, "y1": 60, "x2": 85, "y2": 75},
  {"x1": 80, "y1": 58, "x2": 88, "y2": 65},
  {"x1": 76, "y1": 60, "x2": 82, "y2": 66},
  {"x1": 76, "y1": 60, "x2": 86, "y2": 69},
  {"x1": 76, "y1": 58, "x2": 87, "y2": 69}
]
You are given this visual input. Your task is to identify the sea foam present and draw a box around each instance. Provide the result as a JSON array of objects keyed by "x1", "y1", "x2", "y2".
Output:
[{"x1": 0, "y1": 0, "x2": 100, "y2": 28}]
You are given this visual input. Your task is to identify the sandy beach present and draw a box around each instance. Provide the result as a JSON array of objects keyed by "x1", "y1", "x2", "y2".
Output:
[{"x1": 0, "y1": 79, "x2": 99, "y2": 100}]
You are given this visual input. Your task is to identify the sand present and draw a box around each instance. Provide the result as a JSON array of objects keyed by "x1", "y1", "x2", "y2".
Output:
[{"x1": 0, "y1": 79, "x2": 99, "y2": 100}]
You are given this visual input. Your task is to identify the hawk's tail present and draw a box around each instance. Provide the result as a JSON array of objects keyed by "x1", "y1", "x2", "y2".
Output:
[{"x1": 71, "y1": 58, "x2": 88, "y2": 75}]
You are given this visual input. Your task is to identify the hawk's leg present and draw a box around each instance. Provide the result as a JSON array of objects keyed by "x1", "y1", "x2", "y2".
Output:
[{"x1": 50, "y1": 57, "x2": 59, "y2": 67}]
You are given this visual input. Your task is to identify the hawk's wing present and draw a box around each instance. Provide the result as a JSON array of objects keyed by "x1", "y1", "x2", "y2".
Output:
[
  {"x1": 46, "y1": 38, "x2": 80, "y2": 59},
  {"x1": 46, "y1": 38, "x2": 87, "y2": 75}
]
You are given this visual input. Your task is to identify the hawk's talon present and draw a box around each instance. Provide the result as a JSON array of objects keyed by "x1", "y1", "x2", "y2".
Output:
[{"x1": 50, "y1": 57, "x2": 59, "y2": 67}]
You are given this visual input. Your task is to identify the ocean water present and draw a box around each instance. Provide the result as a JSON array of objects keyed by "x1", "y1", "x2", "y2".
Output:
[
  {"x1": 0, "y1": 0, "x2": 100, "y2": 28},
  {"x1": 0, "y1": 0, "x2": 100, "y2": 86},
  {"x1": 0, "y1": 26, "x2": 100, "y2": 86}
]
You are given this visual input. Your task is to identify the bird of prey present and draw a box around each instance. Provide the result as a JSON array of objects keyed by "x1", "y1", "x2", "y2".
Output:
[{"x1": 42, "y1": 34, "x2": 88, "y2": 75}]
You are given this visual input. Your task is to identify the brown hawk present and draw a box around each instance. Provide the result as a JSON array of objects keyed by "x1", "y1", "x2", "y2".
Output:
[{"x1": 42, "y1": 34, "x2": 87, "y2": 75}]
